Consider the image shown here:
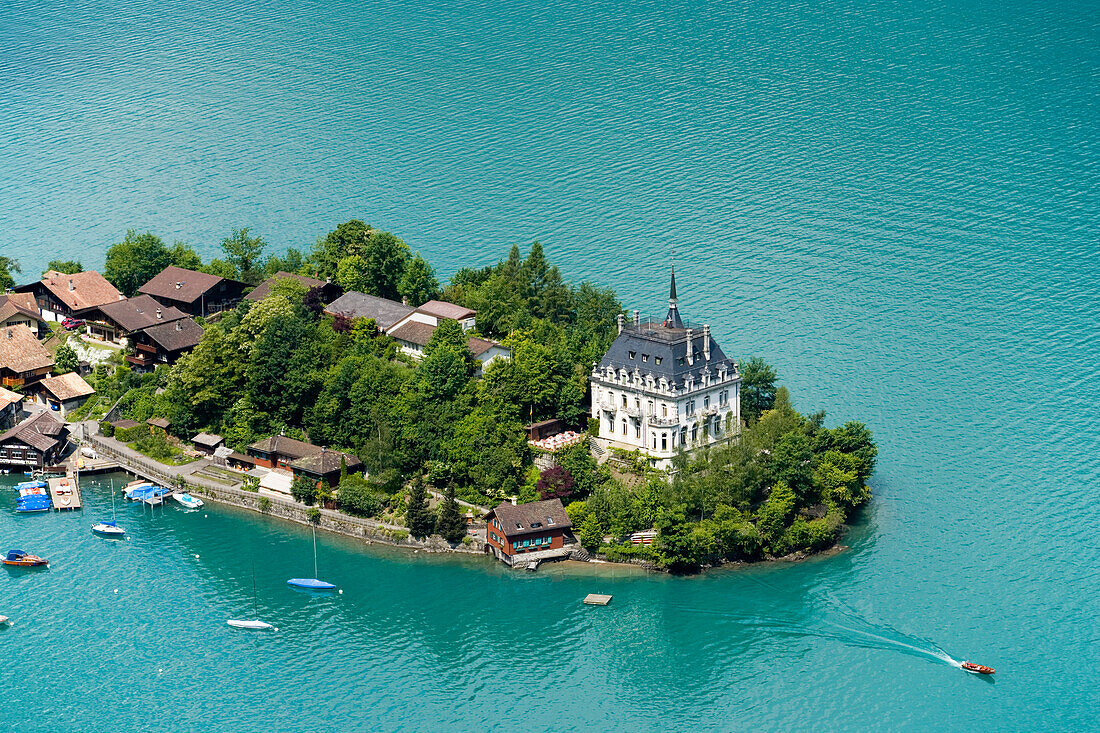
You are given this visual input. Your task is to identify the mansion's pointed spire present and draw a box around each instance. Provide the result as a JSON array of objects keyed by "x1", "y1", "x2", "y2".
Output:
[{"x1": 663, "y1": 267, "x2": 684, "y2": 329}]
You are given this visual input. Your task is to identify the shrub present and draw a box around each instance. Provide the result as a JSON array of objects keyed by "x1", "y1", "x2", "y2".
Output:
[
  {"x1": 338, "y1": 474, "x2": 382, "y2": 517},
  {"x1": 258, "y1": 496, "x2": 272, "y2": 512},
  {"x1": 578, "y1": 514, "x2": 603, "y2": 550},
  {"x1": 99, "y1": 421, "x2": 114, "y2": 437},
  {"x1": 291, "y1": 475, "x2": 317, "y2": 505},
  {"x1": 306, "y1": 507, "x2": 321, "y2": 524}
]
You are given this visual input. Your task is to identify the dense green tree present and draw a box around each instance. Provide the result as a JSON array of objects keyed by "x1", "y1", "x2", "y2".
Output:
[
  {"x1": 740, "y1": 357, "x2": 778, "y2": 424},
  {"x1": 291, "y1": 475, "x2": 318, "y2": 505},
  {"x1": 756, "y1": 481, "x2": 796, "y2": 553},
  {"x1": 45, "y1": 260, "x2": 82, "y2": 275},
  {"x1": 338, "y1": 473, "x2": 382, "y2": 516},
  {"x1": 406, "y1": 478, "x2": 434, "y2": 538},
  {"x1": 578, "y1": 513, "x2": 603, "y2": 550},
  {"x1": 768, "y1": 430, "x2": 814, "y2": 502},
  {"x1": 104, "y1": 230, "x2": 172, "y2": 296},
  {"x1": 813, "y1": 449, "x2": 865, "y2": 509},
  {"x1": 816, "y1": 421, "x2": 878, "y2": 483},
  {"x1": 445, "y1": 398, "x2": 526, "y2": 499},
  {"x1": 54, "y1": 342, "x2": 79, "y2": 374},
  {"x1": 202, "y1": 258, "x2": 238, "y2": 279},
  {"x1": 0, "y1": 255, "x2": 19, "y2": 290},
  {"x1": 398, "y1": 254, "x2": 440, "y2": 306},
  {"x1": 436, "y1": 485, "x2": 467, "y2": 543},
  {"x1": 168, "y1": 243, "x2": 203, "y2": 271},
  {"x1": 480, "y1": 330, "x2": 558, "y2": 422},
  {"x1": 311, "y1": 220, "x2": 370, "y2": 279},
  {"x1": 221, "y1": 227, "x2": 267, "y2": 284},
  {"x1": 247, "y1": 312, "x2": 321, "y2": 425},
  {"x1": 264, "y1": 247, "x2": 305, "y2": 277}
]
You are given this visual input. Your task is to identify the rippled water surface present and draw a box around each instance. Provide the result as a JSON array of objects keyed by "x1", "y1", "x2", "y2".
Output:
[{"x1": 2, "y1": 0, "x2": 1099, "y2": 729}]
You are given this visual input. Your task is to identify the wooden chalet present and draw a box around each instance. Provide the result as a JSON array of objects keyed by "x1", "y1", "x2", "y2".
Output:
[
  {"x1": 138, "y1": 266, "x2": 247, "y2": 317},
  {"x1": 15, "y1": 270, "x2": 123, "y2": 322},
  {"x1": 0, "y1": 386, "x2": 24, "y2": 429},
  {"x1": 484, "y1": 498, "x2": 572, "y2": 565},
  {"x1": 0, "y1": 411, "x2": 68, "y2": 470},
  {"x1": 0, "y1": 293, "x2": 47, "y2": 337},
  {"x1": 0, "y1": 324, "x2": 53, "y2": 389},
  {"x1": 247, "y1": 434, "x2": 323, "y2": 470},
  {"x1": 126, "y1": 317, "x2": 204, "y2": 370},
  {"x1": 90, "y1": 294, "x2": 187, "y2": 345}
]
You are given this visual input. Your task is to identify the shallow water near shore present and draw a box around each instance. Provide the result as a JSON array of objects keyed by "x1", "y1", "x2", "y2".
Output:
[{"x1": 2, "y1": 0, "x2": 1099, "y2": 729}]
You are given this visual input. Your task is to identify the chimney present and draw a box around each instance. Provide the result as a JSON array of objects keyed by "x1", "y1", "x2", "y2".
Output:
[
  {"x1": 68, "y1": 279, "x2": 74, "y2": 291},
  {"x1": 616, "y1": 313, "x2": 624, "y2": 334},
  {"x1": 156, "y1": 308, "x2": 162, "y2": 320},
  {"x1": 6, "y1": 329, "x2": 11, "y2": 340},
  {"x1": 685, "y1": 328, "x2": 694, "y2": 365},
  {"x1": 402, "y1": 296, "x2": 408, "y2": 306},
  {"x1": 703, "y1": 325, "x2": 711, "y2": 361},
  {"x1": 632, "y1": 309, "x2": 640, "y2": 326},
  {"x1": 176, "y1": 281, "x2": 182, "y2": 290},
  {"x1": 510, "y1": 496, "x2": 518, "y2": 506},
  {"x1": 175, "y1": 321, "x2": 182, "y2": 331}
]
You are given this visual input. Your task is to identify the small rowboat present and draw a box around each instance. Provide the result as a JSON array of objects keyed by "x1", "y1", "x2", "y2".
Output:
[
  {"x1": 3, "y1": 549, "x2": 49, "y2": 567},
  {"x1": 227, "y1": 619, "x2": 275, "y2": 630},
  {"x1": 961, "y1": 661, "x2": 995, "y2": 675},
  {"x1": 0, "y1": 615, "x2": 10, "y2": 625}
]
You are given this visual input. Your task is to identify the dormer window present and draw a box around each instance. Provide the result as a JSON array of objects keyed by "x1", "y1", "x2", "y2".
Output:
[
  {"x1": 515, "y1": 522, "x2": 522, "y2": 529},
  {"x1": 655, "y1": 357, "x2": 662, "y2": 365},
  {"x1": 642, "y1": 354, "x2": 648, "y2": 363},
  {"x1": 547, "y1": 517, "x2": 555, "y2": 525},
  {"x1": 629, "y1": 351, "x2": 636, "y2": 359},
  {"x1": 677, "y1": 357, "x2": 685, "y2": 366},
  {"x1": 531, "y1": 521, "x2": 542, "y2": 528}
]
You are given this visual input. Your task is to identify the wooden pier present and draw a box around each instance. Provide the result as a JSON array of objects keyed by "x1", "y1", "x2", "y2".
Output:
[{"x1": 48, "y1": 476, "x2": 82, "y2": 511}]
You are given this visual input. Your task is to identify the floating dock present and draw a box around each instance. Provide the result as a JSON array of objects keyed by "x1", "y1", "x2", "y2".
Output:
[
  {"x1": 583, "y1": 594, "x2": 612, "y2": 606},
  {"x1": 48, "y1": 476, "x2": 82, "y2": 511}
]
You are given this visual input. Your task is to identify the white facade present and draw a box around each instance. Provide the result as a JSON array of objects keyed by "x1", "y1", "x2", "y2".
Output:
[{"x1": 590, "y1": 362, "x2": 740, "y2": 466}]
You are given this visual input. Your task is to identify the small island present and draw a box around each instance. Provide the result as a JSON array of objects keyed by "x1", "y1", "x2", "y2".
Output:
[{"x1": 1, "y1": 222, "x2": 876, "y2": 574}]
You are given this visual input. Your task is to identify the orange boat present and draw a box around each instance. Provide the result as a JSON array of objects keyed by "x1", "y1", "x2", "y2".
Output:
[
  {"x1": 961, "y1": 661, "x2": 995, "y2": 675},
  {"x1": 2, "y1": 549, "x2": 48, "y2": 568}
]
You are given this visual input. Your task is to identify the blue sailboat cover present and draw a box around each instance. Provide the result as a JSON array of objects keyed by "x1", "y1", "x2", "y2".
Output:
[
  {"x1": 287, "y1": 578, "x2": 336, "y2": 590},
  {"x1": 6, "y1": 549, "x2": 27, "y2": 561}
]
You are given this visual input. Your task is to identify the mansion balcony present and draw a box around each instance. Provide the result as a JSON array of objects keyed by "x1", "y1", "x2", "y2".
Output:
[{"x1": 647, "y1": 415, "x2": 679, "y2": 427}]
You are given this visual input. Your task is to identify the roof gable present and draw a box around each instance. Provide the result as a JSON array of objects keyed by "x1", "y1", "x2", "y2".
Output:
[
  {"x1": 38, "y1": 271, "x2": 122, "y2": 312},
  {"x1": 98, "y1": 295, "x2": 187, "y2": 332},
  {"x1": 138, "y1": 266, "x2": 242, "y2": 304},
  {"x1": 40, "y1": 372, "x2": 94, "y2": 401},
  {"x1": 245, "y1": 272, "x2": 337, "y2": 302},
  {"x1": 323, "y1": 291, "x2": 414, "y2": 330},
  {"x1": 0, "y1": 324, "x2": 53, "y2": 374},
  {"x1": 486, "y1": 498, "x2": 572, "y2": 538},
  {"x1": 415, "y1": 300, "x2": 476, "y2": 321},
  {"x1": 0, "y1": 411, "x2": 66, "y2": 452},
  {"x1": 142, "y1": 317, "x2": 204, "y2": 352}
]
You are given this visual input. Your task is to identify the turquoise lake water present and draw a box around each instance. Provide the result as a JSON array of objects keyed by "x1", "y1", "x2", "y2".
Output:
[{"x1": 2, "y1": 0, "x2": 1099, "y2": 729}]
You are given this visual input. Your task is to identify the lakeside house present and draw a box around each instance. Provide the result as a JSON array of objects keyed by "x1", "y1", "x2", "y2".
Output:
[
  {"x1": 291, "y1": 448, "x2": 363, "y2": 489},
  {"x1": 36, "y1": 372, "x2": 95, "y2": 417},
  {"x1": 0, "y1": 324, "x2": 54, "y2": 389},
  {"x1": 323, "y1": 291, "x2": 415, "y2": 333},
  {"x1": 247, "y1": 434, "x2": 321, "y2": 470},
  {"x1": 247, "y1": 434, "x2": 361, "y2": 490},
  {"x1": 0, "y1": 293, "x2": 48, "y2": 337},
  {"x1": 590, "y1": 270, "x2": 741, "y2": 468},
  {"x1": 138, "y1": 265, "x2": 247, "y2": 318},
  {"x1": 245, "y1": 272, "x2": 342, "y2": 305},
  {"x1": 484, "y1": 498, "x2": 573, "y2": 565},
  {"x1": 0, "y1": 411, "x2": 68, "y2": 470},
  {"x1": 89, "y1": 294, "x2": 188, "y2": 345},
  {"x1": 126, "y1": 317, "x2": 204, "y2": 370},
  {"x1": 15, "y1": 270, "x2": 124, "y2": 323},
  {"x1": 0, "y1": 386, "x2": 24, "y2": 429}
]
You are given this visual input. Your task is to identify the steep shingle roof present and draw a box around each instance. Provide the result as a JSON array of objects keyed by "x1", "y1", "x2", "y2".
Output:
[
  {"x1": 138, "y1": 266, "x2": 242, "y2": 305},
  {"x1": 323, "y1": 291, "x2": 413, "y2": 330},
  {"x1": 0, "y1": 293, "x2": 40, "y2": 322},
  {"x1": 0, "y1": 386, "x2": 23, "y2": 410},
  {"x1": 597, "y1": 321, "x2": 736, "y2": 391},
  {"x1": 40, "y1": 372, "x2": 94, "y2": 401},
  {"x1": 98, "y1": 295, "x2": 187, "y2": 333},
  {"x1": 0, "y1": 411, "x2": 66, "y2": 452},
  {"x1": 388, "y1": 320, "x2": 436, "y2": 347},
  {"x1": 37, "y1": 271, "x2": 122, "y2": 312},
  {"x1": 0, "y1": 324, "x2": 53, "y2": 374},
  {"x1": 142, "y1": 318, "x2": 203, "y2": 353},
  {"x1": 191, "y1": 432, "x2": 224, "y2": 448},
  {"x1": 486, "y1": 498, "x2": 572, "y2": 539}
]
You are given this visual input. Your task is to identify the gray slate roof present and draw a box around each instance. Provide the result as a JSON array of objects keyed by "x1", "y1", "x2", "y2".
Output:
[
  {"x1": 98, "y1": 295, "x2": 187, "y2": 332},
  {"x1": 486, "y1": 498, "x2": 572, "y2": 539},
  {"x1": 323, "y1": 291, "x2": 414, "y2": 331},
  {"x1": 0, "y1": 411, "x2": 66, "y2": 452},
  {"x1": 597, "y1": 321, "x2": 736, "y2": 391}
]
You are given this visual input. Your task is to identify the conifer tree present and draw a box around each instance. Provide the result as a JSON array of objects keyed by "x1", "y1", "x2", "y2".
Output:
[
  {"x1": 406, "y1": 478, "x2": 434, "y2": 539},
  {"x1": 436, "y1": 484, "x2": 467, "y2": 544}
]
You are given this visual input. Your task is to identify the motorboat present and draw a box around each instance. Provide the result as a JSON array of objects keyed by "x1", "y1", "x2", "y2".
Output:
[
  {"x1": 227, "y1": 619, "x2": 275, "y2": 630},
  {"x1": 0, "y1": 615, "x2": 10, "y2": 625},
  {"x1": 3, "y1": 549, "x2": 49, "y2": 567},
  {"x1": 92, "y1": 521, "x2": 126, "y2": 537},
  {"x1": 174, "y1": 492, "x2": 204, "y2": 509},
  {"x1": 960, "y1": 661, "x2": 995, "y2": 675},
  {"x1": 123, "y1": 482, "x2": 156, "y2": 499}
]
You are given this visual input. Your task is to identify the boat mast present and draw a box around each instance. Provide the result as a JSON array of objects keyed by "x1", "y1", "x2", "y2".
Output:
[{"x1": 313, "y1": 525, "x2": 318, "y2": 580}]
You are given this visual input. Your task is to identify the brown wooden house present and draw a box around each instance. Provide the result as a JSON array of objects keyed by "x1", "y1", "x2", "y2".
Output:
[
  {"x1": 15, "y1": 270, "x2": 123, "y2": 323},
  {"x1": 290, "y1": 448, "x2": 363, "y2": 489},
  {"x1": 247, "y1": 435, "x2": 323, "y2": 470},
  {"x1": 0, "y1": 411, "x2": 68, "y2": 469},
  {"x1": 90, "y1": 294, "x2": 187, "y2": 345},
  {"x1": 0, "y1": 293, "x2": 47, "y2": 338},
  {"x1": 138, "y1": 266, "x2": 247, "y2": 318},
  {"x1": 126, "y1": 317, "x2": 204, "y2": 371},
  {"x1": 484, "y1": 498, "x2": 572, "y2": 565},
  {"x1": 0, "y1": 324, "x2": 53, "y2": 389}
]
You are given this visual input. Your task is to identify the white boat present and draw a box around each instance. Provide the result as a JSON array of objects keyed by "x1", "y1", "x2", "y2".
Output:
[
  {"x1": 80, "y1": 446, "x2": 98, "y2": 459},
  {"x1": 0, "y1": 615, "x2": 9, "y2": 625},
  {"x1": 227, "y1": 619, "x2": 275, "y2": 630},
  {"x1": 174, "y1": 492, "x2": 204, "y2": 509},
  {"x1": 124, "y1": 482, "x2": 155, "y2": 499},
  {"x1": 92, "y1": 521, "x2": 126, "y2": 537}
]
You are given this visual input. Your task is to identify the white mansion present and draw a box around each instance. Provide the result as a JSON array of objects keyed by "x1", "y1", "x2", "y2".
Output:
[{"x1": 590, "y1": 271, "x2": 741, "y2": 466}]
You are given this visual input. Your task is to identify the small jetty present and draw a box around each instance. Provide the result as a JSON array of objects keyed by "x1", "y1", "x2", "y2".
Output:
[
  {"x1": 48, "y1": 476, "x2": 82, "y2": 511},
  {"x1": 583, "y1": 594, "x2": 612, "y2": 606}
]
